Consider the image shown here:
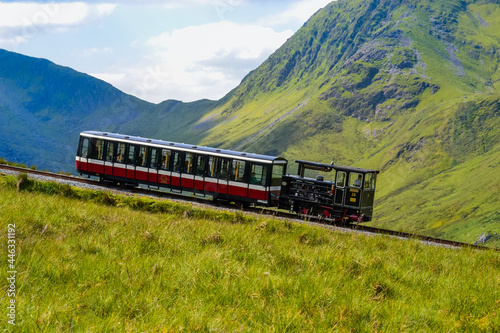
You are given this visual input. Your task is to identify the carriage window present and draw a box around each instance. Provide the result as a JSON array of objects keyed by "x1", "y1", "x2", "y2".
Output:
[
  {"x1": 150, "y1": 149, "x2": 159, "y2": 169},
  {"x1": 232, "y1": 160, "x2": 246, "y2": 182},
  {"x1": 250, "y1": 164, "x2": 267, "y2": 185},
  {"x1": 364, "y1": 173, "x2": 376, "y2": 190},
  {"x1": 137, "y1": 146, "x2": 148, "y2": 167},
  {"x1": 89, "y1": 139, "x2": 104, "y2": 160},
  {"x1": 336, "y1": 171, "x2": 346, "y2": 188},
  {"x1": 219, "y1": 159, "x2": 231, "y2": 180},
  {"x1": 116, "y1": 143, "x2": 126, "y2": 163},
  {"x1": 127, "y1": 145, "x2": 136, "y2": 165},
  {"x1": 80, "y1": 138, "x2": 89, "y2": 158},
  {"x1": 161, "y1": 149, "x2": 171, "y2": 170},
  {"x1": 184, "y1": 153, "x2": 194, "y2": 174},
  {"x1": 105, "y1": 142, "x2": 114, "y2": 162},
  {"x1": 173, "y1": 151, "x2": 183, "y2": 172},
  {"x1": 349, "y1": 173, "x2": 363, "y2": 187},
  {"x1": 271, "y1": 164, "x2": 285, "y2": 186},
  {"x1": 196, "y1": 155, "x2": 207, "y2": 176},
  {"x1": 208, "y1": 156, "x2": 219, "y2": 178}
]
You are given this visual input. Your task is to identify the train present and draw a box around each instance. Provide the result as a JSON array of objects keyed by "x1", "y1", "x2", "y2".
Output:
[{"x1": 76, "y1": 131, "x2": 379, "y2": 222}]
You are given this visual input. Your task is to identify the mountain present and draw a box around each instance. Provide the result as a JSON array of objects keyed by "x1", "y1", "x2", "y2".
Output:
[
  {"x1": 1, "y1": 0, "x2": 499, "y2": 244},
  {"x1": 180, "y1": 0, "x2": 500, "y2": 243},
  {"x1": 0, "y1": 49, "x2": 217, "y2": 171}
]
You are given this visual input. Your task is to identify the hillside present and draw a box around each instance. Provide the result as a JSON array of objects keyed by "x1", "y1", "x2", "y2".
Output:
[
  {"x1": 0, "y1": 0, "x2": 499, "y2": 244},
  {"x1": 180, "y1": 0, "x2": 500, "y2": 244},
  {"x1": 0, "y1": 49, "x2": 217, "y2": 171},
  {"x1": 1, "y1": 174, "x2": 499, "y2": 331}
]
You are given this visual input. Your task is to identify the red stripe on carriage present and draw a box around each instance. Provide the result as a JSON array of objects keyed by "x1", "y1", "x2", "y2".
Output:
[
  {"x1": 148, "y1": 172, "x2": 158, "y2": 183},
  {"x1": 114, "y1": 166, "x2": 126, "y2": 178},
  {"x1": 136, "y1": 169, "x2": 148, "y2": 181},
  {"x1": 249, "y1": 188, "x2": 267, "y2": 201}
]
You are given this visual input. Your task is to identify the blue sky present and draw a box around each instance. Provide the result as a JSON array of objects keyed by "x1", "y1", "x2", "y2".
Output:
[{"x1": 0, "y1": 0, "x2": 333, "y2": 103}]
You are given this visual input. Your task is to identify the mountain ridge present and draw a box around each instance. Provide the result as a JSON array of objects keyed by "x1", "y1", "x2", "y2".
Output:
[{"x1": 0, "y1": 49, "x2": 217, "y2": 170}]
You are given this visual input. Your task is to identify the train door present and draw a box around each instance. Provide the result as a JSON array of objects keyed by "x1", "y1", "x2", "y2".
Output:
[
  {"x1": 248, "y1": 163, "x2": 269, "y2": 202},
  {"x1": 181, "y1": 152, "x2": 195, "y2": 189},
  {"x1": 148, "y1": 148, "x2": 160, "y2": 183},
  {"x1": 87, "y1": 138, "x2": 105, "y2": 174},
  {"x1": 114, "y1": 142, "x2": 127, "y2": 178},
  {"x1": 361, "y1": 172, "x2": 377, "y2": 217},
  {"x1": 270, "y1": 163, "x2": 286, "y2": 204},
  {"x1": 334, "y1": 171, "x2": 346, "y2": 206},
  {"x1": 228, "y1": 159, "x2": 248, "y2": 197},
  {"x1": 171, "y1": 151, "x2": 183, "y2": 187},
  {"x1": 204, "y1": 156, "x2": 219, "y2": 194},
  {"x1": 158, "y1": 149, "x2": 172, "y2": 186},
  {"x1": 76, "y1": 136, "x2": 90, "y2": 173},
  {"x1": 125, "y1": 144, "x2": 137, "y2": 179},
  {"x1": 135, "y1": 145, "x2": 149, "y2": 182},
  {"x1": 103, "y1": 141, "x2": 115, "y2": 176},
  {"x1": 217, "y1": 158, "x2": 231, "y2": 196},
  {"x1": 194, "y1": 154, "x2": 207, "y2": 192}
]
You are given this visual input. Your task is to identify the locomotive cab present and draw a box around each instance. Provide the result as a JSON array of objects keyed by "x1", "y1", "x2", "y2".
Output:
[{"x1": 279, "y1": 160, "x2": 379, "y2": 222}]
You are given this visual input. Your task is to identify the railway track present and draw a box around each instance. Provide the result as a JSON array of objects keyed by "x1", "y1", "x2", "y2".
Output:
[{"x1": 1, "y1": 163, "x2": 496, "y2": 251}]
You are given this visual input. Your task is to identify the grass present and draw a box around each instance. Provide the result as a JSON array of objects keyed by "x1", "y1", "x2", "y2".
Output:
[{"x1": 1, "y1": 174, "x2": 500, "y2": 332}]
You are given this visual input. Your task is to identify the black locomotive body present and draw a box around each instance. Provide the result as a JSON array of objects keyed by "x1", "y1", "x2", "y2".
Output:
[{"x1": 278, "y1": 160, "x2": 378, "y2": 222}]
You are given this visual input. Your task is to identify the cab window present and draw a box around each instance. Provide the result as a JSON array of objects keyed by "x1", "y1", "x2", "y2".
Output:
[
  {"x1": 349, "y1": 173, "x2": 363, "y2": 187},
  {"x1": 336, "y1": 171, "x2": 346, "y2": 188},
  {"x1": 364, "y1": 173, "x2": 376, "y2": 190}
]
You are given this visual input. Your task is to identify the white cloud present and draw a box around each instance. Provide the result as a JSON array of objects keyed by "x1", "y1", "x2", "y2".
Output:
[
  {"x1": 259, "y1": 0, "x2": 333, "y2": 26},
  {"x1": 0, "y1": 1, "x2": 332, "y2": 103},
  {"x1": 0, "y1": 2, "x2": 116, "y2": 45},
  {"x1": 101, "y1": 21, "x2": 293, "y2": 103}
]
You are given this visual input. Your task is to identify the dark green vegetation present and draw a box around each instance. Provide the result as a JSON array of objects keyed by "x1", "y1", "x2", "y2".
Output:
[
  {"x1": 1, "y1": 174, "x2": 500, "y2": 331},
  {"x1": 1, "y1": 0, "x2": 499, "y2": 243}
]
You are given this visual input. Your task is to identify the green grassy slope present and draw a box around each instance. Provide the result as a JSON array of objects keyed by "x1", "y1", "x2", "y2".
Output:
[
  {"x1": 176, "y1": 0, "x2": 500, "y2": 244},
  {"x1": 1, "y1": 175, "x2": 499, "y2": 331},
  {"x1": 1, "y1": 0, "x2": 499, "y2": 244}
]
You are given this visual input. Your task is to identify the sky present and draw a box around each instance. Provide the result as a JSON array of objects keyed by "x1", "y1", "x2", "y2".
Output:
[{"x1": 0, "y1": 0, "x2": 333, "y2": 103}]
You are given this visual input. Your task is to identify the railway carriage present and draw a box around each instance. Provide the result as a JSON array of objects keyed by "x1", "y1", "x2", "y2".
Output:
[{"x1": 76, "y1": 131, "x2": 287, "y2": 206}]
